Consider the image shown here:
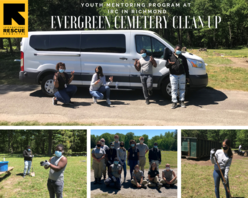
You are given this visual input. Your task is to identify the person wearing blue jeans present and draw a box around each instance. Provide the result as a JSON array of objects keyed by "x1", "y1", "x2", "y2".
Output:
[
  {"x1": 117, "y1": 142, "x2": 127, "y2": 181},
  {"x1": 166, "y1": 45, "x2": 189, "y2": 109},
  {"x1": 127, "y1": 140, "x2": 139, "y2": 179},
  {"x1": 23, "y1": 145, "x2": 34, "y2": 178},
  {"x1": 53, "y1": 62, "x2": 77, "y2": 105},
  {"x1": 210, "y1": 139, "x2": 233, "y2": 198},
  {"x1": 89, "y1": 66, "x2": 113, "y2": 105}
]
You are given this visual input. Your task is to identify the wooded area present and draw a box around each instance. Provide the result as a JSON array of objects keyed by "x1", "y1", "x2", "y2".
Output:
[
  {"x1": 91, "y1": 131, "x2": 177, "y2": 151},
  {"x1": 1, "y1": 0, "x2": 247, "y2": 53},
  {"x1": 182, "y1": 130, "x2": 248, "y2": 149},
  {"x1": 0, "y1": 130, "x2": 87, "y2": 155}
]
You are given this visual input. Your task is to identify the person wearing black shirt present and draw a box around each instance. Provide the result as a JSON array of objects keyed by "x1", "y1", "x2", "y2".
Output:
[
  {"x1": 23, "y1": 145, "x2": 34, "y2": 178},
  {"x1": 127, "y1": 140, "x2": 139, "y2": 179},
  {"x1": 105, "y1": 142, "x2": 117, "y2": 177},
  {"x1": 166, "y1": 45, "x2": 189, "y2": 109},
  {"x1": 148, "y1": 162, "x2": 162, "y2": 190},
  {"x1": 53, "y1": 62, "x2": 77, "y2": 105},
  {"x1": 148, "y1": 143, "x2": 161, "y2": 172}
]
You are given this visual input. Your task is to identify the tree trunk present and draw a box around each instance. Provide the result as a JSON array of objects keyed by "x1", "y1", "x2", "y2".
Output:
[
  {"x1": 48, "y1": 131, "x2": 53, "y2": 155},
  {"x1": 228, "y1": 23, "x2": 232, "y2": 48},
  {"x1": 0, "y1": 38, "x2": 3, "y2": 49},
  {"x1": 7, "y1": 38, "x2": 13, "y2": 54}
]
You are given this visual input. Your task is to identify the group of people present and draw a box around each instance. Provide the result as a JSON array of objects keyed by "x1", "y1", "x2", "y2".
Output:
[
  {"x1": 23, "y1": 144, "x2": 67, "y2": 198},
  {"x1": 91, "y1": 135, "x2": 177, "y2": 190},
  {"x1": 52, "y1": 45, "x2": 189, "y2": 109}
]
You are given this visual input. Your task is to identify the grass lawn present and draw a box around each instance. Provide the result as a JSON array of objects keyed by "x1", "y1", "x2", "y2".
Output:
[
  {"x1": 181, "y1": 156, "x2": 248, "y2": 198},
  {"x1": 0, "y1": 153, "x2": 87, "y2": 198},
  {"x1": 91, "y1": 149, "x2": 177, "y2": 170}
]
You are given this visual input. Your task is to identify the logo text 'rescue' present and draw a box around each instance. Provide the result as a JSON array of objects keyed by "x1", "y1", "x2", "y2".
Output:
[{"x1": 0, "y1": 0, "x2": 28, "y2": 37}]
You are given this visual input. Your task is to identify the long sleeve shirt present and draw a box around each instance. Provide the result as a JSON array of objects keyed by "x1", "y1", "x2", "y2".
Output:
[
  {"x1": 117, "y1": 147, "x2": 127, "y2": 162},
  {"x1": 89, "y1": 73, "x2": 111, "y2": 91},
  {"x1": 23, "y1": 149, "x2": 33, "y2": 161},
  {"x1": 210, "y1": 149, "x2": 232, "y2": 179}
]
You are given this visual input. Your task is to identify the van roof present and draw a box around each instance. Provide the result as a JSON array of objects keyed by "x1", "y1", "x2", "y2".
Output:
[{"x1": 28, "y1": 30, "x2": 156, "y2": 34}]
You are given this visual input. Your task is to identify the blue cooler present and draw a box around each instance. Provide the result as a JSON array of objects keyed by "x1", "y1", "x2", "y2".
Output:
[{"x1": 0, "y1": 161, "x2": 9, "y2": 172}]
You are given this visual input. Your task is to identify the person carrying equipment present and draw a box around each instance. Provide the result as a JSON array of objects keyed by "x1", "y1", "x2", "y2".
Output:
[{"x1": 40, "y1": 144, "x2": 67, "y2": 198}]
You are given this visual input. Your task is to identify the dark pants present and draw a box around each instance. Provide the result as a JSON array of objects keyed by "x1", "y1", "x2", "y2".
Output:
[
  {"x1": 54, "y1": 85, "x2": 77, "y2": 104},
  {"x1": 47, "y1": 179, "x2": 64, "y2": 198},
  {"x1": 104, "y1": 177, "x2": 121, "y2": 189},
  {"x1": 213, "y1": 169, "x2": 230, "y2": 198},
  {"x1": 140, "y1": 74, "x2": 153, "y2": 100},
  {"x1": 129, "y1": 160, "x2": 138, "y2": 178}
]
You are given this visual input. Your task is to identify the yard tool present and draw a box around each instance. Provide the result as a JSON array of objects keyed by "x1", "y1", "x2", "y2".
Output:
[
  {"x1": 212, "y1": 149, "x2": 232, "y2": 198},
  {"x1": 30, "y1": 166, "x2": 35, "y2": 177}
]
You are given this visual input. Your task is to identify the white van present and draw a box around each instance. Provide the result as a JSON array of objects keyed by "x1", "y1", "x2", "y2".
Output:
[{"x1": 19, "y1": 30, "x2": 208, "y2": 98}]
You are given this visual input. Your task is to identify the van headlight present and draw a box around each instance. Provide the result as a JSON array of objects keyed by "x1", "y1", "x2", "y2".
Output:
[{"x1": 188, "y1": 59, "x2": 204, "y2": 68}]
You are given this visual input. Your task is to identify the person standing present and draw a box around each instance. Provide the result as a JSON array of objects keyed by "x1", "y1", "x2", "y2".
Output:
[
  {"x1": 148, "y1": 162, "x2": 162, "y2": 190},
  {"x1": 91, "y1": 141, "x2": 105, "y2": 184},
  {"x1": 53, "y1": 62, "x2": 77, "y2": 105},
  {"x1": 166, "y1": 45, "x2": 189, "y2": 109},
  {"x1": 89, "y1": 66, "x2": 113, "y2": 105},
  {"x1": 98, "y1": 138, "x2": 109, "y2": 180},
  {"x1": 104, "y1": 157, "x2": 122, "y2": 190},
  {"x1": 148, "y1": 143, "x2": 161, "y2": 173},
  {"x1": 113, "y1": 135, "x2": 120, "y2": 150},
  {"x1": 210, "y1": 139, "x2": 233, "y2": 198},
  {"x1": 41, "y1": 144, "x2": 67, "y2": 198},
  {"x1": 117, "y1": 141, "x2": 127, "y2": 182},
  {"x1": 136, "y1": 137, "x2": 149, "y2": 175},
  {"x1": 134, "y1": 49, "x2": 157, "y2": 105},
  {"x1": 23, "y1": 145, "x2": 34, "y2": 178},
  {"x1": 160, "y1": 164, "x2": 177, "y2": 187},
  {"x1": 127, "y1": 140, "x2": 139, "y2": 179},
  {"x1": 131, "y1": 164, "x2": 148, "y2": 189},
  {"x1": 106, "y1": 142, "x2": 117, "y2": 177}
]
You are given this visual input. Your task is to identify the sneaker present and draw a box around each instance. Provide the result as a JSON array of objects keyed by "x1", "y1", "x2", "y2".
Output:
[
  {"x1": 92, "y1": 97, "x2": 97, "y2": 104},
  {"x1": 52, "y1": 97, "x2": 57, "y2": 105},
  {"x1": 171, "y1": 103, "x2": 177, "y2": 109},
  {"x1": 142, "y1": 185, "x2": 147, "y2": 189},
  {"x1": 146, "y1": 99, "x2": 150, "y2": 105},
  {"x1": 148, "y1": 90, "x2": 153, "y2": 96},
  {"x1": 106, "y1": 99, "x2": 111, "y2": 105},
  {"x1": 69, "y1": 101, "x2": 74, "y2": 104},
  {"x1": 181, "y1": 101, "x2": 186, "y2": 108},
  {"x1": 157, "y1": 184, "x2": 161, "y2": 190}
]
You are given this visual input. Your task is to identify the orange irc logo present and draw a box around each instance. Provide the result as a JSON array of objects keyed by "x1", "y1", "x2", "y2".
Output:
[{"x1": 0, "y1": 0, "x2": 28, "y2": 37}]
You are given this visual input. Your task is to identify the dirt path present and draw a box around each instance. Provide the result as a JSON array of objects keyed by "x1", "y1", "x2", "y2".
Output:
[
  {"x1": 91, "y1": 168, "x2": 177, "y2": 198},
  {"x1": 211, "y1": 57, "x2": 248, "y2": 68}
]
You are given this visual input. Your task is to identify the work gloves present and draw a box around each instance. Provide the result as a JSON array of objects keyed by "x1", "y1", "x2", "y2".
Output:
[
  {"x1": 40, "y1": 160, "x2": 50, "y2": 167},
  {"x1": 210, "y1": 149, "x2": 216, "y2": 157},
  {"x1": 223, "y1": 177, "x2": 228, "y2": 185},
  {"x1": 29, "y1": 155, "x2": 34, "y2": 158}
]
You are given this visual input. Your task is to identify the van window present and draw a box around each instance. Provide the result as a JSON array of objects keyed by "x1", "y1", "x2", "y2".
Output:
[
  {"x1": 135, "y1": 35, "x2": 152, "y2": 56},
  {"x1": 30, "y1": 35, "x2": 80, "y2": 51},
  {"x1": 81, "y1": 34, "x2": 126, "y2": 53},
  {"x1": 135, "y1": 35, "x2": 166, "y2": 58},
  {"x1": 30, "y1": 35, "x2": 49, "y2": 51}
]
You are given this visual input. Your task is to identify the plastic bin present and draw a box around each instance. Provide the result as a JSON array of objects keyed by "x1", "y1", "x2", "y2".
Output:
[{"x1": 0, "y1": 161, "x2": 9, "y2": 172}]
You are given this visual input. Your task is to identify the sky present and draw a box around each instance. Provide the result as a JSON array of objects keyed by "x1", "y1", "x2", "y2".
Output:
[{"x1": 91, "y1": 129, "x2": 176, "y2": 139}]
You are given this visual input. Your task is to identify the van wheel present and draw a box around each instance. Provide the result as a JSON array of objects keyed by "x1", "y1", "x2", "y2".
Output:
[
  {"x1": 41, "y1": 75, "x2": 54, "y2": 97},
  {"x1": 161, "y1": 77, "x2": 171, "y2": 99}
]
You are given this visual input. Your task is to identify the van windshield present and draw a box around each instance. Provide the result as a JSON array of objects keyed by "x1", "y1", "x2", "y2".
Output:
[{"x1": 154, "y1": 33, "x2": 175, "y2": 49}]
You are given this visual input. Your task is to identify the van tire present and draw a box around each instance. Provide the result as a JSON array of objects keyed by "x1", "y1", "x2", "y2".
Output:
[
  {"x1": 41, "y1": 74, "x2": 55, "y2": 97},
  {"x1": 161, "y1": 77, "x2": 171, "y2": 99}
]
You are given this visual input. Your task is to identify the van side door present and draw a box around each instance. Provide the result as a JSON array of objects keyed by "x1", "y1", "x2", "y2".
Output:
[{"x1": 80, "y1": 33, "x2": 130, "y2": 87}]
